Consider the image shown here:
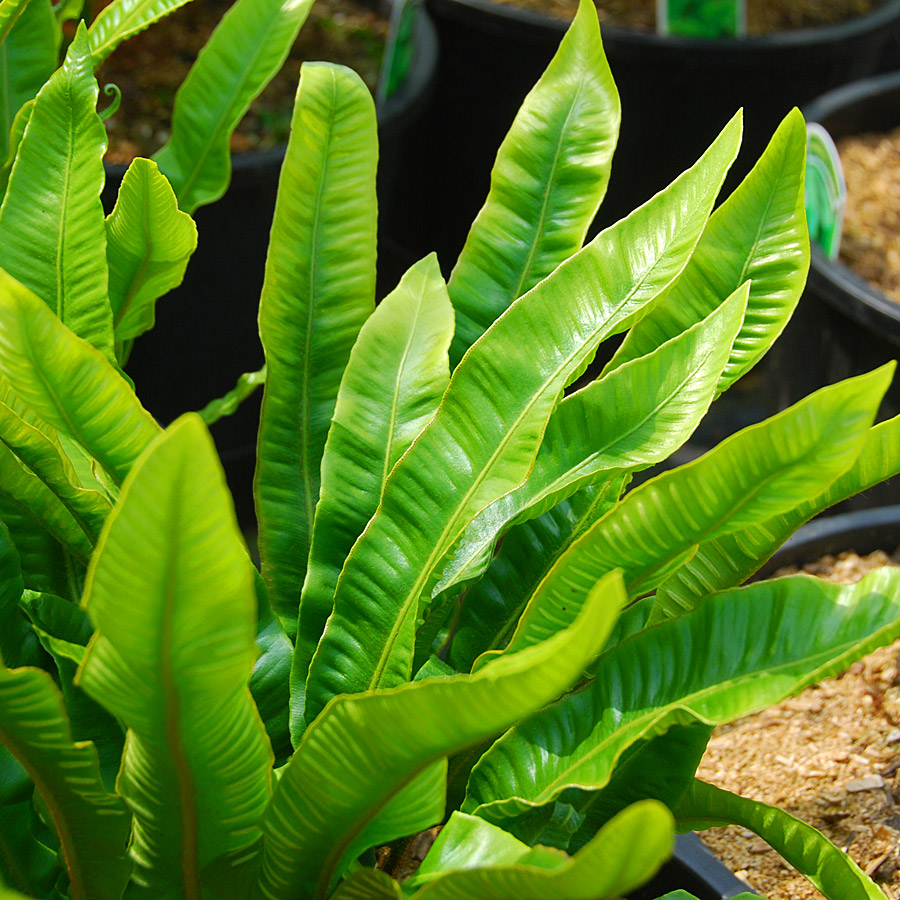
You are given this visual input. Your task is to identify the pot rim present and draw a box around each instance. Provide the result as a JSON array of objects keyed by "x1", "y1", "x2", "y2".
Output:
[
  {"x1": 427, "y1": 0, "x2": 900, "y2": 49},
  {"x1": 104, "y1": 7, "x2": 438, "y2": 178}
]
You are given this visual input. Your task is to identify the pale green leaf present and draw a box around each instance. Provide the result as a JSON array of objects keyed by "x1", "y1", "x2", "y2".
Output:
[
  {"x1": 0, "y1": 0, "x2": 54, "y2": 163},
  {"x1": 77, "y1": 415, "x2": 273, "y2": 897},
  {"x1": 465, "y1": 569, "x2": 900, "y2": 834},
  {"x1": 448, "y1": 0, "x2": 620, "y2": 362},
  {"x1": 87, "y1": 0, "x2": 196, "y2": 66},
  {"x1": 0, "y1": 98, "x2": 32, "y2": 202},
  {"x1": 255, "y1": 570, "x2": 625, "y2": 900},
  {"x1": 0, "y1": 0, "x2": 31, "y2": 50},
  {"x1": 0, "y1": 25, "x2": 114, "y2": 361},
  {"x1": 303, "y1": 114, "x2": 742, "y2": 726},
  {"x1": 0, "y1": 664, "x2": 131, "y2": 900},
  {"x1": 606, "y1": 108, "x2": 809, "y2": 394},
  {"x1": 676, "y1": 780, "x2": 887, "y2": 900},
  {"x1": 657, "y1": 411, "x2": 900, "y2": 615},
  {"x1": 153, "y1": 0, "x2": 314, "y2": 212},
  {"x1": 407, "y1": 802, "x2": 673, "y2": 900},
  {"x1": 105, "y1": 157, "x2": 198, "y2": 344},
  {"x1": 0, "y1": 269, "x2": 161, "y2": 485},
  {"x1": 507, "y1": 363, "x2": 891, "y2": 650},
  {"x1": 291, "y1": 254, "x2": 453, "y2": 738},
  {"x1": 255, "y1": 62, "x2": 377, "y2": 627}
]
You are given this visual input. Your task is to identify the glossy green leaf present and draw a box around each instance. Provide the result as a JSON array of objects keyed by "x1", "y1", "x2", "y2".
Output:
[
  {"x1": 447, "y1": 0, "x2": 619, "y2": 362},
  {"x1": 509, "y1": 363, "x2": 891, "y2": 650},
  {"x1": 607, "y1": 108, "x2": 809, "y2": 394},
  {"x1": 436, "y1": 281, "x2": 748, "y2": 603},
  {"x1": 256, "y1": 62, "x2": 377, "y2": 627},
  {"x1": 303, "y1": 115, "x2": 742, "y2": 725},
  {"x1": 105, "y1": 157, "x2": 198, "y2": 345},
  {"x1": 0, "y1": 519, "x2": 26, "y2": 667},
  {"x1": 0, "y1": 494, "x2": 72, "y2": 599},
  {"x1": 0, "y1": 99, "x2": 32, "y2": 202},
  {"x1": 87, "y1": 0, "x2": 195, "y2": 66},
  {"x1": 0, "y1": 0, "x2": 30, "y2": 49},
  {"x1": 329, "y1": 870, "x2": 402, "y2": 900},
  {"x1": 0, "y1": 270, "x2": 161, "y2": 485},
  {"x1": 657, "y1": 410, "x2": 900, "y2": 615},
  {"x1": 20, "y1": 593, "x2": 123, "y2": 791},
  {"x1": 0, "y1": 383, "x2": 112, "y2": 544},
  {"x1": 0, "y1": 443, "x2": 92, "y2": 564},
  {"x1": 255, "y1": 570, "x2": 624, "y2": 900},
  {"x1": 407, "y1": 802, "x2": 673, "y2": 900},
  {"x1": 77, "y1": 415, "x2": 272, "y2": 897},
  {"x1": 291, "y1": 254, "x2": 453, "y2": 737},
  {"x1": 0, "y1": 25, "x2": 115, "y2": 361},
  {"x1": 0, "y1": 0, "x2": 54, "y2": 163},
  {"x1": 465, "y1": 568, "x2": 900, "y2": 834},
  {"x1": 153, "y1": 0, "x2": 314, "y2": 212},
  {"x1": 198, "y1": 365, "x2": 265, "y2": 426},
  {"x1": 448, "y1": 481, "x2": 624, "y2": 673},
  {"x1": 675, "y1": 780, "x2": 887, "y2": 900},
  {"x1": 0, "y1": 663, "x2": 131, "y2": 900},
  {"x1": 336, "y1": 760, "x2": 447, "y2": 881}
]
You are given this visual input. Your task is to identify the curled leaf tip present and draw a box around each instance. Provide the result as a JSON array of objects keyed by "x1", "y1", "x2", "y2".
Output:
[{"x1": 99, "y1": 83, "x2": 122, "y2": 122}]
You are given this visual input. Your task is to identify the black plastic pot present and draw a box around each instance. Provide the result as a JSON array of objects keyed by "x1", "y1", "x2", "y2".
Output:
[
  {"x1": 626, "y1": 833, "x2": 750, "y2": 900},
  {"x1": 101, "y1": 10, "x2": 438, "y2": 528},
  {"x1": 397, "y1": 0, "x2": 900, "y2": 272},
  {"x1": 775, "y1": 73, "x2": 900, "y2": 422},
  {"x1": 756, "y1": 504, "x2": 900, "y2": 578}
]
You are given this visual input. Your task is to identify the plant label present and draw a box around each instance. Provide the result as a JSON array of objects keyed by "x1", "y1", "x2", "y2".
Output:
[
  {"x1": 805, "y1": 123, "x2": 846, "y2": 261},
  {"x1": 657, "y1": 0, "x2": 746, "y2": 37}
]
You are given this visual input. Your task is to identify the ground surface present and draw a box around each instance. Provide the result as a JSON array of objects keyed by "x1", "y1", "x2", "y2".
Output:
[{"x1": 697, "y1": 550, "x2": 900, "y2": 899}]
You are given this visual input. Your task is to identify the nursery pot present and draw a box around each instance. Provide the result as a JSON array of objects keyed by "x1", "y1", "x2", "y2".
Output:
[
  {"x1": 100, "y1": 10, "x2": 438, "y2": 529},
  {"x1": 398, "y1": 0, "x2": 900, "y2": 271},
  {"x1": 626, "y1": 833, "x2": 750, "y2": 900},
  {"x1": 775, "y1": 72, "x2": 900, "y2": 426}
]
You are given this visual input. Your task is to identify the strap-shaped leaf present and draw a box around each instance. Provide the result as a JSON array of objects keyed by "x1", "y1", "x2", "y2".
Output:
[
  {"x1": 0, "y1": 0, "x2": 54, "y2": 163},
  {"x1": 464, "y1": 568, "x2": 900, "y2": 833},
  {"x1": 407, "y1": 802, "x2": 672, "y2": 900},
  {"x1": 0, "y1": 443, "x2": 92, "y2": 564},
  {"x1": 302, "y1": 115, "x2": 742, "y2": 727},
  {"x1": 447, "y1": 481, "x2": 624, "y2": 673},
  {"x1": 291, "y1": 255, "x2": 453, "y2": 737},
  {"x1": 87, "y1": 0, "x2": 195, "y2": 67},
  {"x1": 105, "y1": 158, "x2": 198, "y2": 345},
  {"x1": 256, "y1": 571, "x2": 625, "y2": 900},
  {"x1": 0, "y1": 0, "x2": 30, "y2": 47},
  {"x1": 606, "y1": 108, "x2": 809, "y2": 394},
  {"x1": 675, "y1": 780, "x2": 888, "y2": 900},
  {"x1": 657, "y1": 411, "x2": 900, "y2": 616},
  {"x1": 0, "y1": 521, "x2": 32, "y2": 672},
  {"x1": 329, "y1": 870, "x2": 402, "y2": 900},
  {"x1": 0, "y1": 99, "x2": 31, "y2": 203},
  {"x1": 0, "y1": 383, "x2": 112, "y2": 544},
  {"x1": 0, "y1": 495, "x2": 71, "y2": 599},
  {"x1": 0, "y1": 25, "x2": 114, "y2": 361},
  {"x1": 20, "y1": 593, "x2": 123, "y2": 791},
  {"x1": 255, "y1": 62, "x2": 377, "y2": 629},
  {"x1": 153, "y1": 0, "x2": 314, "y2": 213},
  {"x1": 0, "y1": 270, "x2": 160, "y2": 485},
  {"x1": 435, "y1": 281, "x2": 748, "y2": 602},
  {"x1": 77, "y1": 415, "x2": 272, "y2": 897},
  {"x1": 507, "y1": 363, "x2": 892, "y2": 653},
  {"x1": 447, "y1": 0, "x2": 619, "y2": 362},
  {"x1": 0, "y1": 663, "x2": 131, "y2": 900}
]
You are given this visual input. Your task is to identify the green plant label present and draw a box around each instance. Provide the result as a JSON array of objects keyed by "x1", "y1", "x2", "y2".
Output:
[
  {"x1": 805, "y1": 123, "x2": 846, "y2": 260},
  {"x1": 378, "y1": 0, "x2": 420, "y2": 105},
  {"x1": 657, "y1": 0, "x2": 745, "y2": 37}
]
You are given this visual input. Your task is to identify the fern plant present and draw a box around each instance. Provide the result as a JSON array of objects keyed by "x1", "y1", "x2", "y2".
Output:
[{"x1": 1, "y1": 1, "x2": 900, "y2": 899}]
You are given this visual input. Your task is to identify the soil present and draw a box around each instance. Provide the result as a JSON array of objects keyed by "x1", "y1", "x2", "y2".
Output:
[
  {"x1": 837, "y1": 128, "x2": 900, "y2": 306},
  {"x1": 697, "y1": 548, "x2": 900, "y2": 900},
  {"x1": 488, "y1": 0, "x2": 884, "y2": 35},
  {"x1": 97, "y1": 0, "x2": 390, "y2": 164}
]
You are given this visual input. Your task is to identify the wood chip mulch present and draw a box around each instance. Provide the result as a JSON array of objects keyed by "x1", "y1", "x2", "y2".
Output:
[{"x1": 697, "y1": 549, "x2": 900, "y2": 899}]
